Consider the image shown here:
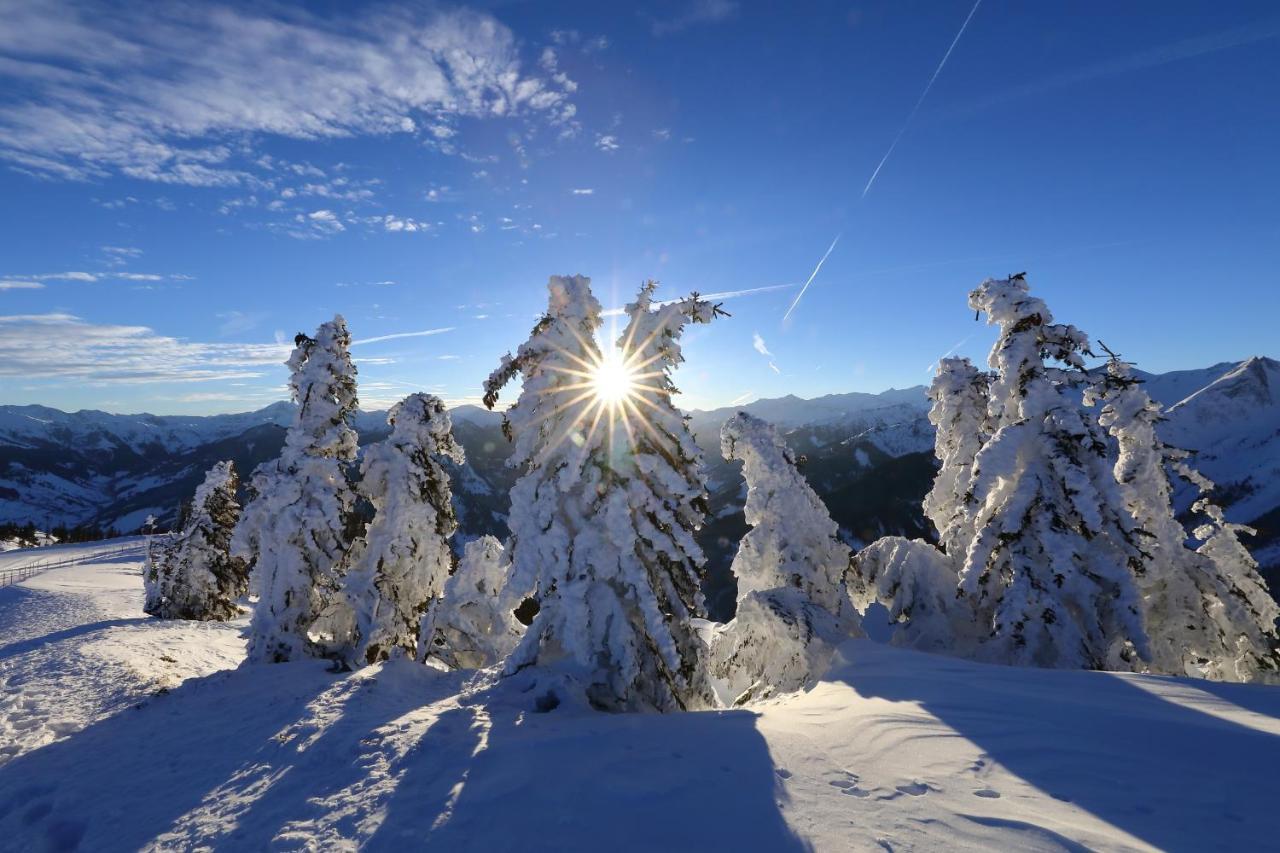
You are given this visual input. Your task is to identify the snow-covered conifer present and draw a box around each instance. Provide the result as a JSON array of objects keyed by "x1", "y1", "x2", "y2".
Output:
[
  {"x1": 850, "y1": 536, "x2": 976, "y2": 654},
  {"x1": 488, "y1": 276, "x2": 723, "y2": 711},
  {"x1": 340, "y1": 393, "x2": 464, "y2": 666},
  {"x1": 1088, "y1": 357, "x2": 1280, "y2": 681},
  {"x1": 420, "y1": 535, "x2": 523, "y2": 670},
  {"x1": 923, "y1": 357, "x2": 990, "y2": 564},
  {"x1": 145, "y1": 461, "x2": 247, "y2": 621},
  {"x1": 961, "y1": 276, "x2": 1150, "y2": 670},
  {"x1": 710, "y1": 411, "x2": 861, "y2": 703},
  {"x1": 233, "y1": 316, "x2": 359, "y2": 663}
]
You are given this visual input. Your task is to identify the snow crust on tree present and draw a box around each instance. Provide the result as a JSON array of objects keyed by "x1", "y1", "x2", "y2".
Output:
[
  {"x1": 923, "y1": 357, "x2": 990, "y2": 565},
  {"x1": 144, "y1": 461, "x2": 247, "y2": 621},
  {"x1": 1088, "y1": 357, "x2": 1279, "y2": 682},
  {"x1": 486, "y1": 276, "x2": 722, "y2": 712},
  {"x1": 710, "y1": 411, "x2": 862, "y2": 704},
  {"x1": 420, "y1": 534, "x2": 524, "y2": 670},
  {"x1": 340, "y1": 393, "x2": 463, "y2": 666},
  {"x1": 850, "y1": 536, "x2": 976, "y2": 654},
  {"x1": 961, "y1": 276, "x2": 1151, "y2": 670},
  {"x1": 232, "y1": 316, "x2": 359, "y2": 663}
]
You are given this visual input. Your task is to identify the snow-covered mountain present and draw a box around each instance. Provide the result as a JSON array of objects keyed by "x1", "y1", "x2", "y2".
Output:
[{"x1": 2, "y1": 356, "x2": 1276, "y2": 593}]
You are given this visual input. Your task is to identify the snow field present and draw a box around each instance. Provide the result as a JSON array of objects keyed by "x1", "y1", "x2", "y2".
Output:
[{"x1": 2, "y1": 550, "x2": 1278, "y2": 851}]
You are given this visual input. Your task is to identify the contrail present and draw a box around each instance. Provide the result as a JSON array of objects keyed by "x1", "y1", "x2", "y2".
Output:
[
  {"x1": 861, "y1": 0, "x2": 982, "y2": 198},
  {"x1": 350, "y1": 327, "x2": 454, "y2": 346},
  {"x1": 925, "y1": 332, "x2": 976, "y2": 372},
  {"x1": 601, "y1": 283, "x2": 796, "y2": 317},
  {"x1": 782, "y1": 234, "x2": 840, "y2": 323}
]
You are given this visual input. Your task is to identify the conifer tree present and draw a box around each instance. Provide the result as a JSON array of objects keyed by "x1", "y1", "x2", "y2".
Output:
[
  {"x1": 145, "y1": 461, "x2": 248, "y2": 621},
  {"x1": 711, "y1": 411, "x2": 861, "y2": 703},
  {"x1": 1088, "y1": 356, "x2": 1280, "y2": 682},
  {"x1": 233, "y1": 316, "x2": 359, "y2": 663},
  {"x1": 341, "y1": 393, "x2": 464, "y2": 666},
  {"x1": 420, "y1": 535, "x2": 524, "y2": 670},
  {"x1": 923, "y1": 357, "x2": 991, "y2": 564},
  {"x1": 487, "y1": 276, "x2": 723, "y2": 711},
  {"x1": 961, "y1": 275, "x2": 1151, "y2": 670},
  {"x1": 851, "y1": 536, "x2": 977, "y2": 654}
]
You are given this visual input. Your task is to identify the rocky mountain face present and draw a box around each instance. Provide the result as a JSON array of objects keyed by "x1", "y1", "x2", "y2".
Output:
[{"x1": 2, "y1": 357, "x2": 1277, "y2": 612}]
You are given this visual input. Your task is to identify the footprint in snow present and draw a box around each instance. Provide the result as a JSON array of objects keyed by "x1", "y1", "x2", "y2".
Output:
[
  {"x1": 973, "y1": 788, "x2": 1001, "y2": 799},
  {"x1": 775, "y1": 767, "x2": 793, "y2": 780},
  {"x1": 896, "y1": 782, "x2": 932, "y2": 797}
]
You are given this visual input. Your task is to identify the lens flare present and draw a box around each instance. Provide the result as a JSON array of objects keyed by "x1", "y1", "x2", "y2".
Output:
[{"x1": 591, "y1": 351, "x2": 636, "y2": 405}]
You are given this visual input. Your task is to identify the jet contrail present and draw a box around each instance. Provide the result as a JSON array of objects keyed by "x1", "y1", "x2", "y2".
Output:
[
  {"x1": 350, "y1": 327, "x2": 454, "y2": 346},
  {"x1": 601, "y1": 283, "x2": 796, "y2": 316},
  {"x1": 925, "y1": 332, "x2": 977, "y2": 372},
  {"x1": 861, "y1": 0, "x2": 983, "y2": 198},
  {"x1": 782, "y1": 234, "x2": 840, "y2": 323}
]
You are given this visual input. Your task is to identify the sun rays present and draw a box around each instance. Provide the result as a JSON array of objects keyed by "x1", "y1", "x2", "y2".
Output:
[{"x1": 529, "y1": 314, "x2": 682, "y2": 471}]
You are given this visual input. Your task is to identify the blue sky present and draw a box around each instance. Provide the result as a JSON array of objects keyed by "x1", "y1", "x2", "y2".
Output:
[{"x1": 1, "y1": 0, "x2": 1277, "y2": 414}]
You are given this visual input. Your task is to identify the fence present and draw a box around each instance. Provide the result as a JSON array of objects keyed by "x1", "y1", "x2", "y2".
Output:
[{"x1": 0, "y1": 542, "x2": 142, "y2": 588}]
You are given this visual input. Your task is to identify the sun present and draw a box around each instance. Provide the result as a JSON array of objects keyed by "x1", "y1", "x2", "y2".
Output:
[{"x1": 590, "y1": 351, "x2": 637, "y2": 405}]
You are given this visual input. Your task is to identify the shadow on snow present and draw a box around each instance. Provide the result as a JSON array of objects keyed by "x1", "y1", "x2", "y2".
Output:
[
  {"x1": 830, "y1": 642, "x2": 1280, "y2": 851},
  {"x1": 0, "y1": 658, "x2": 805, "y2": 852}
]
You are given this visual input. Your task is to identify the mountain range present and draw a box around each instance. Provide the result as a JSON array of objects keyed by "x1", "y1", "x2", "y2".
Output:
[{"x1": 2, "y1": 356, "x2": 1277, "y2": 614}]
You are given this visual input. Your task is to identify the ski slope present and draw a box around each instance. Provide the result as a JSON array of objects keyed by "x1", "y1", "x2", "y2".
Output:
[{"x1": 0, "y1": 546, "x2": 1277, "y2": 851}]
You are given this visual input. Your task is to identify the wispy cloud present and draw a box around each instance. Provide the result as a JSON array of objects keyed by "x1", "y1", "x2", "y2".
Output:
[
  {"x1": 3, "y1": 270, "x2": 190, "y2": 284},
  {"x1": 0, "y1": 313, "x2": 289, "y2": 384},
  {"x1": 571, "y1": 188, "x2": 595, "y2": 195},
  {"x1": 595, "y1": 134, "x2": 620, "y2": 152},
  {"x1": 729, "y1": 391, "x2": 755, "y2": 406},
  {"x1": 768, "y1": 361, "x2": 781, "y2": 374},
  {"x1": 350, "y1": 327, "x2": 455, "y2": 347},
  {"x1": 752, "y1": 332, "x2": 773, "y2": 357},
  {"x1": 0, "y1": 280, "x2": 44, "y2": 291},
  {"x1": 0, "y1": 2, "x2": 579, "y2": 185},
  {"x1": 782, "y1": 234, "x2": 840, "y2": 322},
  {"x1": 651, "y1": 0, "x2": 739, "y2": 36}
]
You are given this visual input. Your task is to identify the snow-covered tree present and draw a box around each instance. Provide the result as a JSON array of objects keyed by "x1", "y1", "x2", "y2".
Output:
[
  {"x1": 340, "y1": 393, "x2": 464, "y2": 666},
  {"x1": 420, "y1": 535, "x2": 524, "y2": 670},
  {"x1": 145, "y1": 461, "x2": 247, "y2": 621},
  {"x1": 1088, "y1": 357, "x2": 1280, "y2": 682},
  {"x1": 961, "y1": 275, "x2": 1151, "y2": 670},
  {"x1": 233, "y1": 317, "x2": 359, "y2": 663},
  {"x1": 487, "y1": 276, "x2": 724, "y2": 711},
  {"x1": 923, "y1": 357, "x2": 990, "y2": 564},
  {"x1": 711, "y1": 411, "x2": 861, "y2": 704},
  {"x1": 850, "y1": 536, "x2": 976, "y2": 654}
]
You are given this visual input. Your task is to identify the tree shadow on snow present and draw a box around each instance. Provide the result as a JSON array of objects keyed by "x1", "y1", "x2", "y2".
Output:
[
  {"x1": 367, "y1": 673, "x2": 811, "y2": 853},
  {"x1": 0, "y1": 657, "x2": 467, "y2": 852},
  {"x1": 829, "y1": 643, "x2": 1280, "y2": 851},
  {"x1": 0, "y1": 618, "x2": 152, "y2": 661}
]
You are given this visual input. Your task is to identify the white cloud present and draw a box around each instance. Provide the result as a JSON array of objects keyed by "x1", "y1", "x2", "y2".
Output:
[
  {"x1": 0, "y1": 313, "x2": 289, "y2": 384},
  {"x1": 595, "y1": 134, "x2": 620, "y2": 152},
  {"x1": 752, "y1": 332, "x2": 773, "y2": 357},
  {"x1": 3, "y1": 269, "x2": 189, "y2": 284},
  {"x1": 100, "y1": 245, "x2": 143, "y2": 266},
  {"x1": 0, "y1": 280, "x2": 44, "y2": 291},
  {"x1": 768, "y1": 361, "x2": 781, "y2": 374},
  {"x1": 652, "y1": 128, "x2": 672, "y2": 142},
  {"x1": 571, "y1": 188, "x2": 594, "y2": 195},
  {"x1": 0, "y1": 2, "x2": 580, "y2": 185},
  {"x1": 651, "y1": 0, "x2": 739, "y2": 36}
]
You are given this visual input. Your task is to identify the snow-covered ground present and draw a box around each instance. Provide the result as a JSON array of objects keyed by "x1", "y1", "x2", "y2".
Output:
[{"x1": 1, "y1": 545, "x2": 1277, "y2": 851}]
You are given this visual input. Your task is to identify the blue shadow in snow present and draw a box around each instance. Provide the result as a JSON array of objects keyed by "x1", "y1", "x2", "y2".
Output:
[{"x1": 832, "y1": 643, "x2": 1280, "y2": 851}]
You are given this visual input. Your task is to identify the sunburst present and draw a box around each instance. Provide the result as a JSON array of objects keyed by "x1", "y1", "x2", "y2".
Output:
[{"x1": 529, "y1": 318, "x2": 677, "y2": 470}]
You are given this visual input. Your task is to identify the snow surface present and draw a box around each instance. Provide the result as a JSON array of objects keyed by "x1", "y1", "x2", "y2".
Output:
[{"x1": 2, "y1": 545, "x2": 1278, "y2": 851}]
